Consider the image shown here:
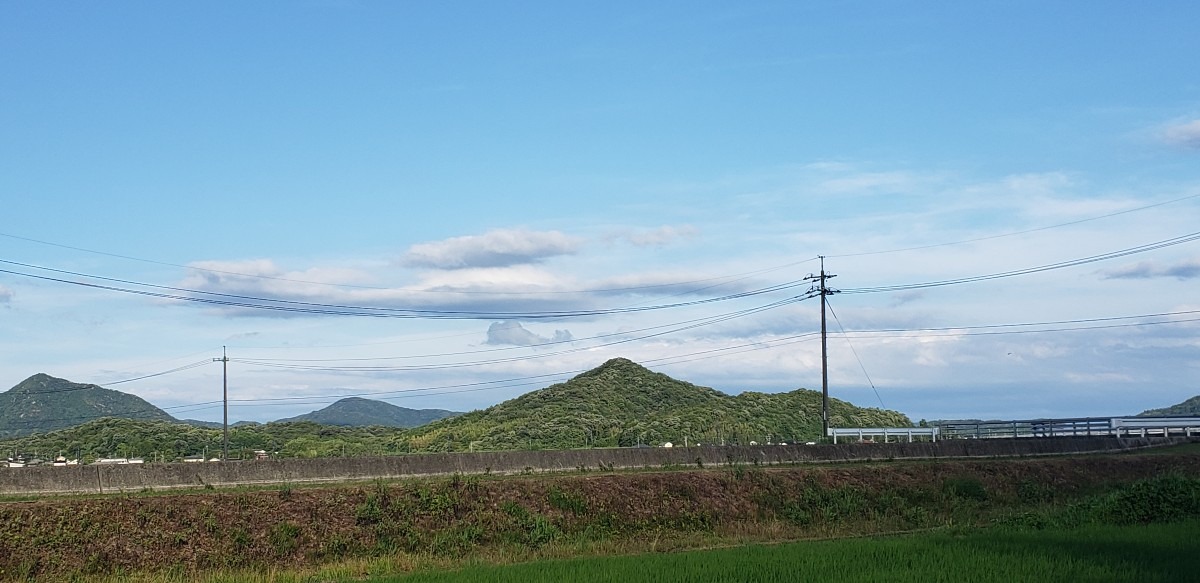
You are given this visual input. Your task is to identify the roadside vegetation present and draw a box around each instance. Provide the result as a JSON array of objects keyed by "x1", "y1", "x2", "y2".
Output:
[{"x1": 1, "y1": 449, "x2": 1197, "y2": 581}]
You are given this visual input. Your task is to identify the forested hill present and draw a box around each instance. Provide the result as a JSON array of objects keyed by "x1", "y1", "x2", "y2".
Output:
[
  {"x1": 0, "y1": 373, "x2": 175, "y2": 438},
  {"x1": 0, "y1": 360, "x2": 914, "y2": 458},
  {"x1": 278, "y1": 397, "x2": 461, "y2": 428},
  {"x1": 403, "y1": 357, "x2": 912, "y2": 451},
  {"x1": 1139, "y1": 395, "x2": 1200, "y2": 417}
]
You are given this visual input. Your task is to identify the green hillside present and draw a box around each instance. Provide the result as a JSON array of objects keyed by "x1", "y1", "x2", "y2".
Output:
[
  {"x1": 1139, "y1": 395, "x2": 1200, "y2": 417},
  {"x1": 0, "y1": 360, "x2": 913, "y2": 459},
  {"x1": 0, "y1": 373, "x2": 175, "y2": 438},
  {"x1": 278, "y1": 397, "x2": 460, "y2": 428},
  {"x1": 0, "y1": 418, "x2": 408, "y2": 462},
  {"x1": 402, "y1": 358, "x2": 912, "y2": 452}
]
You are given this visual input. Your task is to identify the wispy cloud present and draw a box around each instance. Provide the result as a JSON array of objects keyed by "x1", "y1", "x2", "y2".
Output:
[
  {"x1": 402, "y1": 229, "x2": 581, "y2": 270},
  {"x1": 1162, "y1": 119, "x2": 1200, "y2": 149},
  {"x1": 1064, "y1": 371, "x2": 1135, "y2": 384},
  {"x1": 174, "y1": 254, "x2": 756, "y2": 320},
  {"x1": 0, "y1": 285, "x2": 11, "y2": 305},
  {"x1": 818, "y1": 170, "x2": 924, "y2": 195},
  {"x1": 485, "y1": 321, "x2": 573, "y2": 346},
  {"x1": 1102, "y1": 258, "x2": 1200, "y2": 280},
  {"x1": 609, "y1": 225, "x2": 699, "y2": 247}
]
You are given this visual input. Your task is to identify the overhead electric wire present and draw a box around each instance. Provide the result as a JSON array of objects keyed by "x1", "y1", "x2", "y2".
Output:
[
  {"x1": 12, "y1": 360, "x2": 214, "y2": 397},
  {"x1": 238, "y1": 292, "x2": 819, "y2": 365},
  {"x1": 231, "y1": 293, "x2": 818, "y2": 372},
  {"x1": 196, "y1": 308, "x2": 1200, "y2": 407},
  {"x1": 827, "y1": 192, "x2": 1200, "y2": 258},
  {"x1": 226, "y1": 308, "x2": 1200, "y2": 408},
  {"x1": 837, "y1": 309, "x2": 1200, "y2": 335},
  {"x1": 5, "y1": 191, "x2": 1193, "y2": 294},
  {"x1": 826, "y1": 300, "x2": 885, "y2": 408},
  {"x1": 102, "y1": 360, "x2": 213, "y2": 385},
  {"x1": 0, "y1": 259, "x2": 810, "y2": 320},
  {"x1": 0, "y1": 229, "x2": 818, "y2": 295},
  {"x1": 837, "y1": 315, "x2": 1200, "y2": 340},
  {"x1": 841, "y1": 230, "x2": 1200, "y2": 294},
  {"x1": 9, "y1": 309, "x2": 1195, "y2": 426}
]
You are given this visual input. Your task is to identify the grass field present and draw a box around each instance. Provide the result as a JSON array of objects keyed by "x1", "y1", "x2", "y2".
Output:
[{"x1": 377, "y1": 520, "x2": 1200, "y2": 583}]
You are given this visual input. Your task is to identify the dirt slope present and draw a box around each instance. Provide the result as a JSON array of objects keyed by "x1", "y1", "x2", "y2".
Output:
[{"x1": 1, "y1": 452, "x2": 1197, "y2": 580}]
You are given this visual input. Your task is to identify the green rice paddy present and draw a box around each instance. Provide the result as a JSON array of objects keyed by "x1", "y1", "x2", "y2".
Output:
[{"x1": 379, "y1": 520, "x2": 1200, "y2": 583}]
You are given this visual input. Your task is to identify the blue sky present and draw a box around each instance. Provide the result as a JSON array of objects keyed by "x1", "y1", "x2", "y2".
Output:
[{"x1": 2, "y1": 1, "x2": 1198, "y2": 424}]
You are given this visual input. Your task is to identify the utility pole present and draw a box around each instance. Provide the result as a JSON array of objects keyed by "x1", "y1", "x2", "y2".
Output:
[
  {"x1": 804, "y1": 257, "x2": 838, "y2": 439},
  {"x1": 214, "y1": 347, "x2": 229, "y2": 461}
]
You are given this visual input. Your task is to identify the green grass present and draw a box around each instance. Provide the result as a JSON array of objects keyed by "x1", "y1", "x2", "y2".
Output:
[
  {"x1": 374, "y1": 520, "x2": 1200, "y2": 583},
  {"x1": 1127, "y1": 441, "x2": 1200, "y2": 455}
]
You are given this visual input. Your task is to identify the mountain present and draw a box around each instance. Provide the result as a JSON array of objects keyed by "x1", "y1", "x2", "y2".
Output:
[
  {"x1": 278, "y1": 397, "x2": 461, "y2": 428},
  {"x1": 0, "y1": 373, "x2": 176, "y2": 438},
  {"x1": 1138, "y1": 395, "x2": 1200, "y2": 417},
  {"x1": 401, "y1": 357, "x2": 913, "y2": 452}
]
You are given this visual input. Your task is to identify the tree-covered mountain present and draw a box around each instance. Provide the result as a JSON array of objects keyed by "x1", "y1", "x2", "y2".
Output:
[
  {"x1": 277, "y1": 397, "x2": 460, "y2": 428},
  {"x1": 402, "y1": 357, "x2": 912, "y2": 452},
  {"x1": 1138, "y1": 395, "x2": 1200, "y2": 417},
  {"x1": 0, "y1": 373, "x2": 175, "y2": 438},
  {"x1": 0, "y1": 360, "x2": 914, "y2": 459}
]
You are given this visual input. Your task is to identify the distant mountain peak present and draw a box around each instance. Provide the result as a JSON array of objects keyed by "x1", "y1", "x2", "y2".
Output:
[
  {"x1": 278, "y1": 397, "x2": 460, "y2": 428},
  {"x1": 11, "y1": 373, "x2": 78, "y2": 393},
  {"x1": 1139, "y1": 395, "x2": 1200, "y2": 417},
  {"x1": 399, "y1": 357, "x2": 912, "y2": 451},
  {"x1": 1, "y1": 374, "x2": 176, "y2": 438},
  {"x1": 571, "y1": 357, "x2": 660, "y2": 383}
]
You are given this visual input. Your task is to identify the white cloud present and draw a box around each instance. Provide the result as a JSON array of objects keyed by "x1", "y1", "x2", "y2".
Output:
[
  {"x1": 1000, "y1": 172, "x2": 1074, "y2": 196},
  {"x1": 612, "y1": 225, "x2": 700, "y2": 247},
  {"x1": 0, "y1": 285, "x2": 11, "y2": 305},
  {"x1": 485, "y1": 321, "x2": 573, "y2": 346},
  {"x1": 1102, "y1": 258, "x2": 1200, "y2": 280},
  {"x1": 1064, "y1": 371, "x2": 1135, "y2": 384},
  {"x1": 402, "y1": 229, "x2": 581, "y2": 270},
  {"x1": 1162, "y1": 119, "x2": 1200, "y2": 149},
  {"x1": 185, "y1": 259, "x2": 376, "y2": 289},
  {"x1": 818, "y1": 170, "x2": 924, "y2": 195},
  {"x1": 173, "y1": 251, "x2": 768, "y2": 321}
]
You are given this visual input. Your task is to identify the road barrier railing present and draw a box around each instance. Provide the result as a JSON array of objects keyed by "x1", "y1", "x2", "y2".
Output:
[{"x1": 826, "y1": 427, "x2": 940, "y2": 444}]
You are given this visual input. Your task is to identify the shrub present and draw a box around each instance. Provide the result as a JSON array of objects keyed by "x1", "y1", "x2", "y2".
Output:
[
  {"x1": 943, "y1": 477, "x2": 988, "y2": 501},
  {"x1": 547, "y1": 486, "x2": 589, "y2": 515}
]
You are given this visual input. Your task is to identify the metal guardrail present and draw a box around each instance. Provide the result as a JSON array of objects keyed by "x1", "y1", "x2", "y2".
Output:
[
  {"x1": 1110, "y1": 417, "x2": 1200, "y2": 437},
  {"x1": 827, "y1": 427, "x2": 939, "y2": 444},
  {"x1": 829, "y1": 417, "x2": 1200, "y2": 443},
  {"x1": 936, "y1": 416, "x2": 1200, "y2": 439}
]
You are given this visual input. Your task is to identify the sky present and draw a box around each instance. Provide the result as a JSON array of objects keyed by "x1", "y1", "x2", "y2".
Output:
[{"x1": 1, "y1": 1, "x2": 1198, "y2": 425}]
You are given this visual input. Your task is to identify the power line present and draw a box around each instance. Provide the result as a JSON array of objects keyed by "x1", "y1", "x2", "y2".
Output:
[
  {"x1": 4, "y1": 310, "x2": 1194, "y2": 428},
  {"x1": 238, "y1": 295, "x2": 813, "y2": 363},
  {"x1": 0, "y1": 229, "x2": 817, "y2": 295},
  {"x1": 9, "y1": 361, "x2": 213, "y2": 396},
  {"x1": 6, "y1": 191, "x2": 1193, "y2": 290},
  {"x1": 827, "y1": 192, "x2": 1200, "y2": 258},
  {"x1": 0, "y1": 259, "x2": 809, "y2": 320},
  {"x1": 826, "y1": 299, "x2": 884, "y2": 409},
  {"x1": 232, "y1": 295, "x2": 814, "y2": 371},
  {"x1": 841, "y1": 230, "x2": 1200, "y2": 294}
]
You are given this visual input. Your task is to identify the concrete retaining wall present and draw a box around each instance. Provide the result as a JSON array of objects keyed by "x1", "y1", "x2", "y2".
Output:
[{"x1": 1, "y1": 436, "x2": 1191, "y2": 496}]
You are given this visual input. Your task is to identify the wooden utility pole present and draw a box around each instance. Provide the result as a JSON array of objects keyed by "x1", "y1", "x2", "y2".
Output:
[
  {"x1": 805, "y1": 257, "x2": 838, "y2": 439},
  {"x1": 214, "y1": 347, "x2": 229, "y2": 461}
]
